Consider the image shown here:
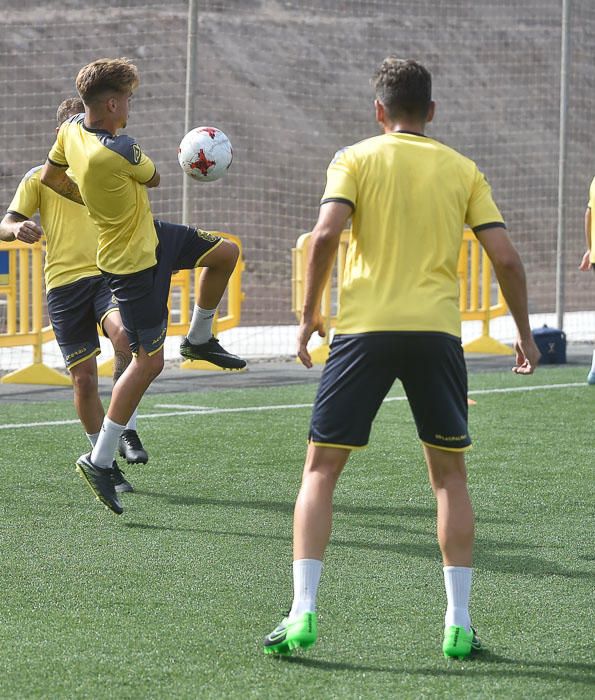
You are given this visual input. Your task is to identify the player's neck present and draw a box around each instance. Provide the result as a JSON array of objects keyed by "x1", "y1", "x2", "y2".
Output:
[
  {"x1": 384, "y1": 120, "x2": 426, "y2": 136},
  {"x1": 84, "y1": 110, "x2": 118, "y2": 136}
]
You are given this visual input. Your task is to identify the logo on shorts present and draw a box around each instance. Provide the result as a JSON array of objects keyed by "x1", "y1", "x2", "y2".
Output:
[
  {"x1": 132, "y1": 144, "x2": 142, "y2": 165},
  {"x1": 66, "y1": 347, "x2": 87, "y2": 362},
  {"x1": 152, "y1": 326, "x2": 167, "y2": 346},
  {"x1": 435, "y1": 433, "x2": 468, "y2": 442},
  {"x1": 195, "y1": 228, "x2": 219, "y2": 243}
]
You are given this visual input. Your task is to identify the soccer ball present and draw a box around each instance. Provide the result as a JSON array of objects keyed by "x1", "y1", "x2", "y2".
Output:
[{"x1": 177, "y1": 126, "x2": 233, "y2": 182}]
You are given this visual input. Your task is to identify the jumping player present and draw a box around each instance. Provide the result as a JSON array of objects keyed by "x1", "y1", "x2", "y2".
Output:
[
  {"x1": 0, "y1": 97, "x2": 152, "y2": 498},
  {"x1": 40, "y1": 60, "x2": 245, "y2": 515}
]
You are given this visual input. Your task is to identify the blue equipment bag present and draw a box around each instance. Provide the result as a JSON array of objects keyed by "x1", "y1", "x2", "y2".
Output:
[{"x1": 532, "y1": 325, "x2": 566, "y2": 364}]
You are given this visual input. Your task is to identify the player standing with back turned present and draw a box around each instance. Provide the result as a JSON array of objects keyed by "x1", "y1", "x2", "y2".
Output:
[
  {"x1": 579, "y1": 176, "x2": 595, "y2": 384},
  {"x1": 41, "y1": 58, "x2": 246, "y2": 515},
  {"x1": 263, "y1": 57, "x2": 540, "y2": 659}
]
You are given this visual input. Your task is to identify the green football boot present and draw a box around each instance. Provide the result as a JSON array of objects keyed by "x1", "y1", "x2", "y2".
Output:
[
  {"x1": 263, "y1": 612, "x2": 318, "y2": 655},
  {"x1": 442, "y1": 625, "x2": 481, "y2": 659}
]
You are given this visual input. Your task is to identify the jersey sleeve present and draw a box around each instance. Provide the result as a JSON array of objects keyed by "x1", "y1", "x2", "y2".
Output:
[
  {"x1": 130, "y1": 149, "x2": 156, "y2": 184},
  {"x1": 465, "y1": 167, "x2": 506, "y2": 233},
  {"x1": 7, "y1": 170, "x2": 41, "y2": 219},
  {"x1": 122, "y1": 139, "x2": 156, "y2": 184},
  {"x1": 321, "y1": 147, "x2": 357, "y2": 210},
  {"x1": 47, "y1": 123, "x2": 68, "y2": 167},
  {"x1": 588, "y1": 176, "x2": 595, "y2": 209}
]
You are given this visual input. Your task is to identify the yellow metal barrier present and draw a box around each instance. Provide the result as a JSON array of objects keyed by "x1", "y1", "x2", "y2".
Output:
[
  {"x1": 1, "y1": 232, "x2": 245, "y2": 384},
  {"x1": 291, "y1": 228, "x2": 513, "y2": 364},
  {"x1": 457, "y1": 228, "x2": 513, "y2": 355},
  {"x1": 0, "y1": 241, "x2": 71, "y2": 385}
]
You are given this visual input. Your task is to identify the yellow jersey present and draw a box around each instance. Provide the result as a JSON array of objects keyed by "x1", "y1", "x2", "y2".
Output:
[
  {"x1": 322, "y1": 131, "x2": 505, "y2": 337},
  {"x1": 8, "y1": 165, "x2": 100, "y2": 292},
  {"x1": 47, "y1": 114, "x2": 157, "y2": 275},
  {"x1": 589, "y1": 176, "x2": 595, "y2": 263}
]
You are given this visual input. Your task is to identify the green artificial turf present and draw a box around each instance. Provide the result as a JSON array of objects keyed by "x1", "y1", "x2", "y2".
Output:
[{"x1": 0, "y1": 366, "x2": 593, "y2": 698}]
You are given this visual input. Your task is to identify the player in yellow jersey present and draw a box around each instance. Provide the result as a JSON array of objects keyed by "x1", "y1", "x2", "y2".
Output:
[
  {"x1": 263, "y1": 58, "x2": 541, "y2": 659},
  {"x1": 0, "y1": 97, "x2": 153, "y2": 499},
  {"x1": 40, "y1": 59, "x2": 245, "y2": 515},
  {"x1": 579, "y1": 176, "x2": 595, "y2": 384}
]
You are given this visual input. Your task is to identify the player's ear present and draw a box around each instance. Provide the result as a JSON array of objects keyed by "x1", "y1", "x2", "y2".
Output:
[
  {"x1": 426, "y1": 100, "x2": 436, "y2": 124},
  {"x1": 374, "y1": 99, "x2": 384, "y2": 124},
  {"x1": 106, "y1": 96, "x2": 117, "y2": 113}
]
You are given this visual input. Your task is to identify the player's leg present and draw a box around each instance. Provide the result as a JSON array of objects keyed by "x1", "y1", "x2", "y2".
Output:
[
  {"x1": 264, "y1": 334, "x2": 395, "y2": 655},
  {"x1": 47, "y1": 278, "x2": 125, "y2": 513},
  {"x1": 84, "y1": 264, "x2": 168, "y2": 512},
  {"x1": 424, "y1": 445, "x2": 480, "y2": 659},
  {"x1": 168, "y1": 225, "x2": 245, "y2": 369},
  {"x1": 263, "y1": 444, "x2": 350, "y2": 656},
  {"x1": 401, "y1": 332, "x2": 479, "y2": 659},
  {"x1": 102, "y1": 309, "x2": 149, "y2": 464},
  {"x1": 588, "y1": 270, "x2": 595, "y2": 383},
  {"x1": 69, "y1": 356, "x2": 103, "y2": 436}
]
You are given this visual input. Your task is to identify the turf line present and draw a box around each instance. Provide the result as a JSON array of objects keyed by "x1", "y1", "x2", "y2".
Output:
[{"x1": 0, "y1": 381, "x2": 586, "y2": 431}]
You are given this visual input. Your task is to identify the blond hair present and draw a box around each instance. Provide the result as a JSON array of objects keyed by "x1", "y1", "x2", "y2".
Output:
[
  {"x1": 76, "y1": 58, "x2": 139, "y2": 104},
  {"x1": 56, "y1": 97, "x2": 84, "y2": 126}
]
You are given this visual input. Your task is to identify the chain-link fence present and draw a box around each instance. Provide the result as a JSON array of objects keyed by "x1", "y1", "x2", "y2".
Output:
[{"x1": 1, "y1": 0, "x2": 593, "y2": 361}]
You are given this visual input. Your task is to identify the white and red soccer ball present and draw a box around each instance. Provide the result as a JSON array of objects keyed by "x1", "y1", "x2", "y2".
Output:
[{"x1": 177, "y1": 126, "x2": 233, "y2": 182}]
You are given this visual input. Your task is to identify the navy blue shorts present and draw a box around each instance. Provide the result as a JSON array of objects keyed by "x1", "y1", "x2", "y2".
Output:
[
  {"x1": 101, "y1": 220, "x2": 222, "y2": 355},
  {"x1": 47, "y1": 275, "x2": 118, "y2": 369},
  {"x1": 310, "y1": 332, "x2": 471, "y2": 451}
]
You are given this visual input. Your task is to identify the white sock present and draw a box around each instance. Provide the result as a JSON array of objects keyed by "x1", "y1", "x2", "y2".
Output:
[
  {"x1": 126, "y1": 409, "x2": 138, "y2": 432},
  {"x1": 187, "y1": 305, "x2": 216, "y2": 345},
  {"x1": 86, "y1": 432, "x2": 100, "y2": 448},
  {"x1": 443, "y1": 566, "x2": 472, "y2": 631},
  {"x1": 90, "y1": 416, "x2": 126, "y2": 468},
  {"x1": 590, "y1": 350, "x2": 595, "y2": 373},
  {"x1": 288, "y1": 559, "x2": 323, "y2": 621}
]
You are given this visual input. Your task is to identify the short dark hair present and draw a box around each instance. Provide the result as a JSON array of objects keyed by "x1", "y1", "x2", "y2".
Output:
[
  {"x1": 372, "y1": 57, "x2": 432, "y2": 121},
  {"x1": 56, "y1": 97, "x2": 84, "y2": 126},
  {"x1": 76, "y1": 57, "x2": 139, "y2": 104}
]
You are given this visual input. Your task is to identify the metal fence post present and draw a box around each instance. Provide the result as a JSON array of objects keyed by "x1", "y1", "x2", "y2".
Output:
[
  {"x1": 556, "y1": 0, "x2": 570, "y2": 330},
  {"x1": 182, "y1": 0, "x2": 198, "y2": 226}
]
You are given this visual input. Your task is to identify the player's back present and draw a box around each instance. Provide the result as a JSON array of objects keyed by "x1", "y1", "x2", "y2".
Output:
[
  {"x1": 48, "y1": 114, "x2": 158, "y2": 275},
  {"x1": 326, "y1": 132, "x2": 503, "y2": 336},
  {"x1": 8, "y1": 165, "x2": 100, "y2": 291}
]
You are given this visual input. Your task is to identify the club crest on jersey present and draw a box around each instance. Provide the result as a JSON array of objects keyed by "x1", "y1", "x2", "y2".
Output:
[
  {"x1": 132, "y1": 144, "x2": 142, "y2": 164},
  {"x1": 196, "y1": 229, "x2": 219, "y2": 243}
]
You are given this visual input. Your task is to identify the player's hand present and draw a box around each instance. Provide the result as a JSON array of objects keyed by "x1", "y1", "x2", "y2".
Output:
[
  {"x1": 297, "y1": 311, "x2": 325, "y2": 368},
  {"x1": 14, "y1": 220, "x2": 43, "y2": 244},
  {"x1": 512, "y1": 335, "x2": 540, "y2": 374},
  {"x1": 578, "y1": 250, "x2": 592, "y2": 271}
]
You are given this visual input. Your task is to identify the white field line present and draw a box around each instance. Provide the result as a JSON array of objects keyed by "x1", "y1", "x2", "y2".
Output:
[{"x1": 0, "y1": 382, "x2": 587, "y2": 431}]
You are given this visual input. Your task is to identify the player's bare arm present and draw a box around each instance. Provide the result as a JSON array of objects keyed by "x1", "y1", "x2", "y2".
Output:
[
  {"x1": 144, "y1": 168, "x2": 160, "y2": 188},
  {"x1": 298, "y1": 200, "x2": 351, "y2": 368},
  {"x1": 475, "y1": 226, "x2": 540, "y2": 374},
  {"x1": 40, "y1": 161, "x2": 85, "y2": 205},
  {"x1": 579, "y1": 206, "x2": 591, "y2": 271},
  {"x1": 0, "y1": 212, "x2": 43, "y2": 243}
]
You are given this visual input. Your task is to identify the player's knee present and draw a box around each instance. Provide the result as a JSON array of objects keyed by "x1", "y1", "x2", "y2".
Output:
[
  {"x1": 429, "y1": 463, "x2": 468, "y2": 491},
  {"x1": 219, "y1": 239, "x2": 240, "y2": 272},
  {"x1": 71, "y1": 368, "x2": 98, "y2": 399},
  {"x1": 140, "y1": 351, "x2": 164, "y2": 380},
  {"x1": 110, "y1": 326, "x2": 132, "y2": 357}
]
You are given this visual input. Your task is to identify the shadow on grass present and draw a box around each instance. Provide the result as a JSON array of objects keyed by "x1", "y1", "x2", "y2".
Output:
[
  {"x1": 280, "y1": 651, "x2": 595, "y2": 685},
  {"x1": 133, "y1": 490, "x2": 593, "y2": 580}
]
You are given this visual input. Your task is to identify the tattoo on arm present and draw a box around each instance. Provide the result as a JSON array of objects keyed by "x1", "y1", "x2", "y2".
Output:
[
  {"x1": 113, "y1": 349, "x2": 132, "y2": 384},
  {"x1": 55, "y1": 176, "x2": 85, "y2": 205}
]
